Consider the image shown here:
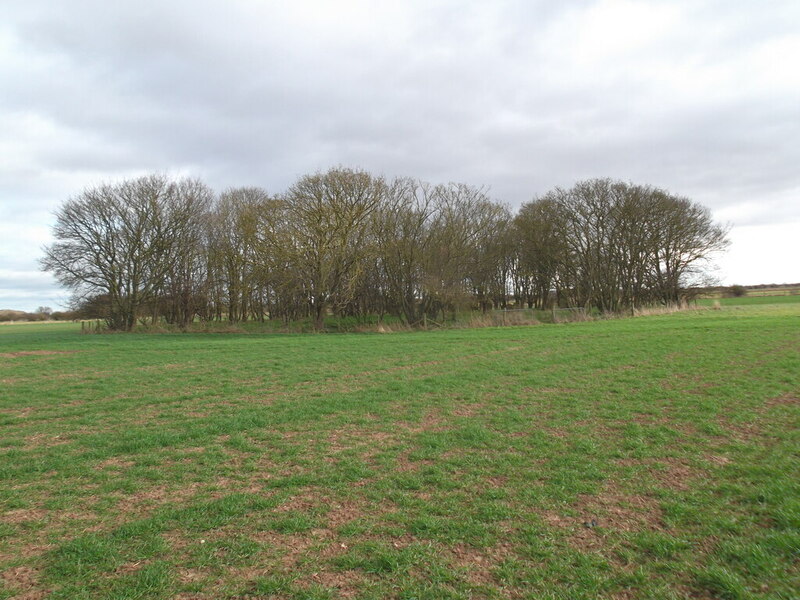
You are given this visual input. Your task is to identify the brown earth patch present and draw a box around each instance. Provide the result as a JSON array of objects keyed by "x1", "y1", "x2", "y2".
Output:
[
  {"x1": 485, "y1": 475, "x2": 509, "y2": 488},
  {"x1": 543, "y1": 489, "x2": 664, "y2": 552},
  {"x1": 0, "y1": 508, "x2": 109, "y2": 564},
  {"x1": 94, "y1": 457, "x2": 135, "y2": 470},
  {"x1": 306, "y1": 571, "x2": 364, "y2": 598},
  {"x1": 1, "y1": 565, "x2": 40, "y2": 589},
  {"x1": 705, "y1": 454, "x2": 731, "y2": 466},
  {"x1": 394, "y1": 451, "x2": 433, "y2": 472},
  {"x1": 184, "y1": 409, "x2": 212, "y2": 418},
  {"x1": 177, "y1": 567, "x2": 211, "y2": 584},
  {"x1": 6, "y1": 406, "x2": 35, "y2": 419},
  {"x1": 325, "y1": 500, "x2": 365, "y2": 529},
  {"x1": 114, "y1": 560, "x2": 147, "y2": 575},
  {"x1": 299, "y1": 569, "x2": 365, "y2": 598},
  {"x1": 524, "y1": 386, "x2": 579, "y2": 395},
  {"x1": 23, "y1": 433, "x2": 71, "y2": 449},
  {"x1": 110, "y1": 482, "x2": 210, "y2": 516},
  {"x1": 0, "y1": 350, "x2": 79, "y2": 358},
  {"x1": 2, "y1": 508, "x2": 48, "y2": 523},
  {"x1": 0, "y1": 541, "x2": 54, "y2": 565},
  {"x1": 276, "y1": 488, "x2": 320, "y2": 514},
  {"x1": 719, "y1": 419, "x2": 764, "y2": 443},
  {"x1": 326, "y1": 426, "x2": 396, "y2": 454},
  {"x1": 543, "y1": 425, "x2": 573, "y2": 439},
  {"x1": 450, "y1": 541, "x2": 516, "y2": 586},
  {"x1": 250, "y1": 531, "x2": 315, "y2": 567},
  {"x1": 403, "y1": 408, "x2": 449, "y2": 434},
  {"x1": 211, "y1": 476, "x2": 268, "y2": 495},
  {"x1": 136, "y1": 363, "x2": 186, "y2": 372},
  {"x1": 630, "y1": 412, "x2": 671, "y2": 426},
  {"x1": 163, "y1": 531, "x2": 192, "y2": 553},
  {"x1": 574, "y1": 491, "x2": 664, "y2": 532},
  {"x1": 614, "y1": 457, "x2": 701, "y2": 491},
  {"x1": 764, "y1": 394, "x2": 799, "y2": 409},
  {"x1": 274, "y1": 490, "x2": 395, "y2": 533},
  {"x1": 452, "y1": 403, "x2": 486, "y2": 417}
]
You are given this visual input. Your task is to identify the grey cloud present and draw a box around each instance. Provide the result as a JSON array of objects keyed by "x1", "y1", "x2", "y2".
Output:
[
  {"x1": 0, "y1": 271, "x2": 65, "y2": 312},
  {"x1": 1, "y1": 0, "x2": 799, "y2": 307}
]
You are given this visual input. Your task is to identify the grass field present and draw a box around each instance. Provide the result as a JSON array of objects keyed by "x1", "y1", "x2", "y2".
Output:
[
  {"x1": 696, "y1": 295, "x2": 800, "y2": 307},
  {"x1": 1, "y1": 301, "x2": 798, "y2": 599}
]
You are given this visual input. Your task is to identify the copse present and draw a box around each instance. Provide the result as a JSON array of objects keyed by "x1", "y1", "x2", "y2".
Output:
[
  {"x1": 514, "y1": 179, "x2": 729, "y2": 311},
  {"x1": 42, "y1": 171, "x2": 729, "y2": 330}
]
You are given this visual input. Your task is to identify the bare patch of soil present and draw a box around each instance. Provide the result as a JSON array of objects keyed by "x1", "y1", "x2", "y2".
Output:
[
  {"x1": 452, "y1": 403, "x2": 486, "y2": 417},
  {"x1": 719, "y1": 419, "x2": 764, "y2": 442},
  {"x1": 301, "y1": 570, "x2": 365, "y2": 598},
  {"x1": 94, "y1": 457, "x2": 135, "y2": 470},
  {"x1": 2, "y1": 508, "x2": 48, "y2": 523},
  {"x1": 394, "y1": 451, "x2": 433, "y2": 472},
  {"x1": 0, "y1": 565, "x2": 48, "y2": 599},
  {"x1": 614, "y1": 457, "x2": 701, "y2": 491},
  {"x1": 326, "y1": 426, "x2": 396, "y2": 454},
  {"x1": 114, "y1": 560, "x2": 147, "y2": 575},
  {"x1": 764, "y1": 394, "x2": 799, "y2": 409},
  {"x1": 1, "y1": 565, "x2": 39, "y2": 588},
  {"x1": 22, "y1": 433, "x2": 71, "y2": 449},
  {"x1": 163, "y1": 531, "x2": 192, "y2": 553},
  {"x1": 402, "y1": 408, "x2": 450, "y2": 434},
  {"x1": 524, "y1": 386, "x2": 579, "y2": 395},
  {"x1": 251, "y1": 531, "x2": 315, "y2": 567},
  {"x1": 450, "y1": 542, "x2": 516, "y2": 586},
  {"x1": 543, "y1": 488, "x2": 665, "y2": 552},
  {"x1": 0, "y1": 350, "x2": 78, "y2": 358},
  {"x1": 177, "y1": 567, "x2": 210, "y2": 584},
  {"x1": 705, "y1": 454, "x2": 731, "y2": 466},
  {"x1": 110, "y1": 482, "x2": 208, "y2": 516}
]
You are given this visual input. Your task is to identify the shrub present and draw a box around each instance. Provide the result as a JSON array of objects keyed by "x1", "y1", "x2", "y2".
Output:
[{"x1": 728, "y1": 285, "x2": 747, "y2": 297}]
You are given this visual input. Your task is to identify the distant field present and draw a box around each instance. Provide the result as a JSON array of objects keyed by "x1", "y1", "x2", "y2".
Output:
[
  {"x1": 743, "y1": 288, "x2": 800, "y2": 297},
  {"x1": 699, "y1": 287, "x2": 800, "y2": 301},
  {"x1": 697, "y1": 294, "x2": 800, "y2": 307},
  {"x1": 0, "y1": 303, "x2": 798, "y2": 599}
]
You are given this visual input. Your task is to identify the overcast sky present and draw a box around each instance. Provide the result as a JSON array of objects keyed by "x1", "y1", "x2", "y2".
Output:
[{"x1": 1, "y1": 0, "x2": 799, "y2": 311}]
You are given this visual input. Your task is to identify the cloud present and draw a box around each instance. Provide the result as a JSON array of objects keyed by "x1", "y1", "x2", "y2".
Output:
[{"x1": 1, "y1": 0, "x2": 799, "y2": 308}]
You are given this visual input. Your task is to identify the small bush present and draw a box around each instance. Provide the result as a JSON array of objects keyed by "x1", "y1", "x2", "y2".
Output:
[{"x1": 728, "y1": 285, "x2": 747, "y2": 297}]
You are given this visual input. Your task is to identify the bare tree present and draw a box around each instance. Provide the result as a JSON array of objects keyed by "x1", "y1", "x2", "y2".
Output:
[
  {"x1": 282, "y1": 168, "x2": 386, "y2": 330},
  {"x1": 159, "y1": 179, "x2": 215, "y2": 328},
  {"x1": 517, "y1": 179, "x2": 729, "y2": 312},
  {"x1": 514, "y1": 196, "x2": 568, "y2": 309},
  {"x1": 207, "y1": 188, "x2": 268, "y2": 323},
  {"x1": 372, "y1": 178, "x2": 438, "y2": 324},
  {"x1": 648, "y1": 193, "x2": 729, "y2": 304},
  {"x1": 41, "y1": 175, "x2": 210, "y2": 331},
  {"x1": 43, "y1": 171, "x2": 729, "y2": 331}
]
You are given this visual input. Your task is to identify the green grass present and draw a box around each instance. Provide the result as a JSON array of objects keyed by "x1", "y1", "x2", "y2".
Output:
[{"x1": 1, "y1": 300, "x2": 798, "y2": 599}]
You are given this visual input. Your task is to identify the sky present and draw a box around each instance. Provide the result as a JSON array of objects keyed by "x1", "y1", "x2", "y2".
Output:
[{"x1": 1, "y1": 0, "x2": 799, "y2": 311}]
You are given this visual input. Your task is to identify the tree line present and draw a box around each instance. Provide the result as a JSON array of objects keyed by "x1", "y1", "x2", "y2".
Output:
[{"x1": 41, "y1": 168, "x2": 729, "y2": 331}]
